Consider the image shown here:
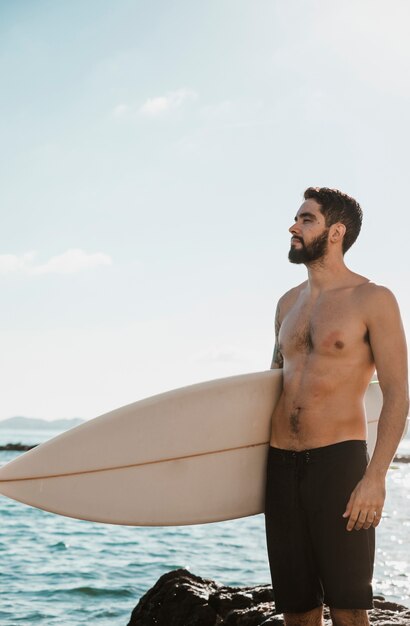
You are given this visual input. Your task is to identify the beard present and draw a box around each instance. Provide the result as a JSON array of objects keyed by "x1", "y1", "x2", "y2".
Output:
[{"x1": 288, "y1": 229, "x2": 329, "y2": 264}]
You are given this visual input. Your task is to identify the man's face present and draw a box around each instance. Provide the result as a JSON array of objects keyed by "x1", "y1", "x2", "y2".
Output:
[{"x1": 288, "y1": 199, "x2": 329, "y2": 265}]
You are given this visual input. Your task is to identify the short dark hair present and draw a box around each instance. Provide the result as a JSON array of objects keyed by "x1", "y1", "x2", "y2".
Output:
[{"x1": 303, "y1": 187, "x2": 363, "y2": 254}]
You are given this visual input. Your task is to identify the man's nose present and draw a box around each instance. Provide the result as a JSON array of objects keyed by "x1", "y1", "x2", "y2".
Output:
[{"x1": 289, "y1": 222, "x2": 300, "y2": 235}]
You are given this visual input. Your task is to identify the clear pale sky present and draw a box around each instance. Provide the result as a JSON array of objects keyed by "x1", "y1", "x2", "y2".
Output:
[{"x1": 1, "y1": 0, "x2": 409, "y2": 421}]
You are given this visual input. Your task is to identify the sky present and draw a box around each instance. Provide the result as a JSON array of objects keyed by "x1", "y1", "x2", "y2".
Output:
[{"x1": 0, "y1": 0, "x2": 409, "y2": 421}]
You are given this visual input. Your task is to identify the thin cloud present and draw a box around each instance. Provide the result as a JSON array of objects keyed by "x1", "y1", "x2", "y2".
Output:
[
  {"x1": 139, "y1": 88, "x2": 198, "y2": 117},
  {"x1": 0, "y1": 252, "x2": 35, "y2": 274},
  {"x1": 0, "y1": 249, "x2": 112, "y2": 276},
  {"x1": 112, "y1": 104, "x2": 131, "y2": 118},
  {"x1": 112, "y1": 89, "x2": 198, "y2": 120},
  {"x1": 199, "y1": 100, "x2": 235, "y2": 122}
]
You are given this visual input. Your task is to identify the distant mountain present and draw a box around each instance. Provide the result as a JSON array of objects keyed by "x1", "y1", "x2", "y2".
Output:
[{"x1": 0, "y1": 416, "x2": 84, "y2": 430}]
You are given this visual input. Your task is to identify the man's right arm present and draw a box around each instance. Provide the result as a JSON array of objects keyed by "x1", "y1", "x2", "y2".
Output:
[{"x1": 270, "y1": 301, "x2": 284, "y2": 369}]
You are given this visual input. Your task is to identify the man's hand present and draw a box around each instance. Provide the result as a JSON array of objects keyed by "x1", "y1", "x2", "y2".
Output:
[{"x1": 342, "y1": 474, "x2": 386, "y2": 531}]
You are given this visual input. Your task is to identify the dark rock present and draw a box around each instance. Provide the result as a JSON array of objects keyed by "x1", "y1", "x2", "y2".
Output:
[
  {"x1": 393, "y1": 454, "x2": 410, "y2": 464},
  {"x1": 127, "y1": 569, "x2": 410, "y2": 626},
  {"x1": 0, "y1": 443, "x2": 37, "y2": 451}
]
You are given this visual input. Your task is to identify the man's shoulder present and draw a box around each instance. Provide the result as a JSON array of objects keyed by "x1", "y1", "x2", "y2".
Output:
[
  {"x1": 277, "y1": 281, "x2": 307, "y2": 309},
  {"x1": 354, "y1": 280, "x2": 400, "y2": 316},
  {"x1": 355, "y1": 280, "x2": 398, "y2": 302}
]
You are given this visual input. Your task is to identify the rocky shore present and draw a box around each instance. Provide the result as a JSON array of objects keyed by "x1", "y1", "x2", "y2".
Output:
[{"x1": 127, "y1": 569, "x2": 410, "y2": 625}]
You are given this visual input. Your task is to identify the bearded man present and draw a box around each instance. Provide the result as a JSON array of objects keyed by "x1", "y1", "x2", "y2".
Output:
[{"x1": 265, "y1": 187, "x2": 409, "y2": 626}]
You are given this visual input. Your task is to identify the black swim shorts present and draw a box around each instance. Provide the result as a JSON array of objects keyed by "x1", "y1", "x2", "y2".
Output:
[{"x1": 265, "y1": 440, "x2": 375, "y2": 614}]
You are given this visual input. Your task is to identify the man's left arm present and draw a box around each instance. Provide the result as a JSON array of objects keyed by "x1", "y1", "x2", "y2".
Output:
[{"x1": 343, "y1": 287, "x2": 409, "y2": 531}]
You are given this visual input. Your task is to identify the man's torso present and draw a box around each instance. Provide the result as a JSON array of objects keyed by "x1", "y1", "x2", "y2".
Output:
[{"x1": 270, "y1": 276, "x2": 376, "y2": 450}]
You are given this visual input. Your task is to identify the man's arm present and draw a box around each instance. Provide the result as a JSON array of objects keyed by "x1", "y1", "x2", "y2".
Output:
[
  {"x1": 270, "y1": 301, "x2": 284, "y2": 369},
  {"x1": 343, "y1": 287, "x2": 409, "y2": 531}
]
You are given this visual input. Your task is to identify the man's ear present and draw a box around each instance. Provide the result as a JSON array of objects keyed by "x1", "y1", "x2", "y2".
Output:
[{"x1": 329, "y1": 222, "x2": 346, "y2": 244}]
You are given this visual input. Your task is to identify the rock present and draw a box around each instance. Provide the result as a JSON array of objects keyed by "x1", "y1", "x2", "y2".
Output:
[
  {"x1": 393, "y1": 454, "x2": 410, "y2": 464},
  {"x1": 0, "y1": 443, "x2": 37, "y2": 451},
  {"x1": 127, "y1": 569, "x2": 410, "y2": 626}
]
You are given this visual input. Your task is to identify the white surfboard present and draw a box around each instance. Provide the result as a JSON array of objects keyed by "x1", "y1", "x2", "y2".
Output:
[{"x1": 0, "y1": 370, "x2": 399, "y2": 526}]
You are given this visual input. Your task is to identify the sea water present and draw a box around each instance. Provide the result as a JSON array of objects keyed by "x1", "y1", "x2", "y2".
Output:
[{"x1": 0, "y1": 429, "x2": 409, "y2": 625}]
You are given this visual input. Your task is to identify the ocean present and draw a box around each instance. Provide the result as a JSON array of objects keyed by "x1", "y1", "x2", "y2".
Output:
[{"x1": 1, "y1": 427, "x2": 409, "y2": 625}]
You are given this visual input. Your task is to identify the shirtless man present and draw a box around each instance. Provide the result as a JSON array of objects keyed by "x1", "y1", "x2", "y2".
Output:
[{"x1": 265, "y1": 187, "x2": 409, "y2": 626}]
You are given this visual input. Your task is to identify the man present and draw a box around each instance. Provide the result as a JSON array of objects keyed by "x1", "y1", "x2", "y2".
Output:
[{"x1": 265, "y1": 187, "x2": 409, "y2": 626}]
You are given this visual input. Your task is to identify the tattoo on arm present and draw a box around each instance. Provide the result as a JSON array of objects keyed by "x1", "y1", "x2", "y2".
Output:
[
  {"x1": 271, "y1": 304, "x2": 284, "y2": 369},
  {"x1": 271, "y1": 344, "x2": 284, "y2": 369}
]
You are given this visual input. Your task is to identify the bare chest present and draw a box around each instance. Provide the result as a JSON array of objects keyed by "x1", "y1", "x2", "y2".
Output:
[{"x1": 279, "y1": 297, "x2": 368, "y2": 358}]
